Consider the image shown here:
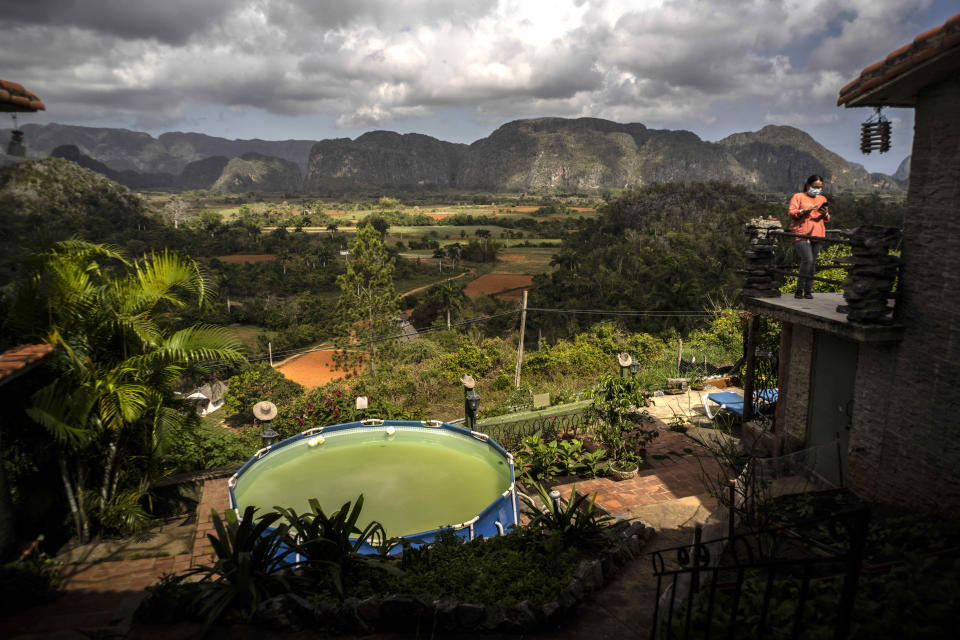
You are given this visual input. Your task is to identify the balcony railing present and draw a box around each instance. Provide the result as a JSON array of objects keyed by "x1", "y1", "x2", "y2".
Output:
[{"x1": 742, "y1": 218, "x2": 901, "y2": 325}]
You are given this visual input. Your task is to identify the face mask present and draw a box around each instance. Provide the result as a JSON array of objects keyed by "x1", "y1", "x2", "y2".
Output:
[{"x1": 807, "y1": 188, "x2": 822, "y2": 196}]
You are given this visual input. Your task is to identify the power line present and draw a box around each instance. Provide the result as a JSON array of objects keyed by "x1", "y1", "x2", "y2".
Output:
[
  {"x1": 200, "y1": 304, "x2": 716, "y2": 368},
  {"x1": 527, "y1": 306, "x2": 714, "y2": 317},
  {"x1": 239, "y1": 309, "x2": 521, "y2": 364}
]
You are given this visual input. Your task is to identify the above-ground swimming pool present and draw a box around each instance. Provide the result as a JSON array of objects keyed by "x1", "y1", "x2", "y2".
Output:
[{"x1": 229, "y1": 419, "x2": 518, "y2": 549}]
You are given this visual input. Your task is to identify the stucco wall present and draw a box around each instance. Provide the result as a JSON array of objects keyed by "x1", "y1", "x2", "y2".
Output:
[{"x1": 847, "y1": 70, "x2": 960, "y2": 513}]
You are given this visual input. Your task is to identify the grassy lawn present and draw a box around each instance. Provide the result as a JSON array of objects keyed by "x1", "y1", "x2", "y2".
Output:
[{"x1": 226, "y1": 324, "x2": 268, "y2": 352}]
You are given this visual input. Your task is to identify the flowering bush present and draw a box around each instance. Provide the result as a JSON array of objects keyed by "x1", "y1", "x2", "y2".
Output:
[{"x1": 272, "y1": 379, "x2": 423, "y2": 438}]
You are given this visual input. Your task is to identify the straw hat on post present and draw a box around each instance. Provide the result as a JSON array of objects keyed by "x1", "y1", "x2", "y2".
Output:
[{"x1": 253, "y1": 400, "x2": 277, "y2": 422}]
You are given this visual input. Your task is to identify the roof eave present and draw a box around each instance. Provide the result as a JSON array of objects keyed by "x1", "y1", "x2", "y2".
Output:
[{"x1": 840, "y1": 47, "x2": 960, "y2": 108}]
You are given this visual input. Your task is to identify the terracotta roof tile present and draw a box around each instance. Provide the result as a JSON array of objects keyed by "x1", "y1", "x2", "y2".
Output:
[
  {"x1": 0, "y1": 79, "x2": 45, "y2": 113},
  {"x1": 0, "y1": 344, "x2": 53, "y2": 385},
  {"x1": 838, "y1": 13, "x2": 960, "y2": 107}
]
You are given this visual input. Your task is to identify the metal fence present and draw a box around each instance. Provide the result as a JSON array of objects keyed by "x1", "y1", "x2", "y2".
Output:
[
  {"x1": 475, "y1": 410, "x2": 592, "y2": 451},
  {"x1": 650, "y1": 507, "x2": 870, "y2": 640}
]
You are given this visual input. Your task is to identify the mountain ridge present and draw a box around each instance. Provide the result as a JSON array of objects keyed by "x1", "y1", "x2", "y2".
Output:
[{"x1": 2, "y1": 119, "x2": 903, "y2": 194}]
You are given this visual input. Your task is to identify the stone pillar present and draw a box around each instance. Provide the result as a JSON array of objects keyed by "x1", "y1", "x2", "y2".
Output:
[
  {"x1": 835, "y1": 226, "x2": 901, "y2": 324},
  {"x1": 741, "y1": 218, "x2": 783, "y2": 297}
]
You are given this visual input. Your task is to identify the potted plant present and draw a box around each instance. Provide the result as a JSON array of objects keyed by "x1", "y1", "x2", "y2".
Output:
[
  {"x1": 608, "y1": 451, "x2": 641, "y2": 480},
  {"x1": 589, "y1": 374, "x2": 657, "y2": 480}
]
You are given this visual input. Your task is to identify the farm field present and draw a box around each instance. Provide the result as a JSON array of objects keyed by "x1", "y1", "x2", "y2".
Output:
[
  {"x1": 464, "y1": 273, "x2": 535, "y2": 299},
  {"x1": 276, "y1": 349, "x2": 366, "y2": 389},
  {"x1": 215, "y1": 254, "x2": 277, "y2": 264}
]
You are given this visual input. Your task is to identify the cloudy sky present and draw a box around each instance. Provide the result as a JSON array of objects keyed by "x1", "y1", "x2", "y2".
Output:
[{"x1": 3, "y1": 0, "x2": 956, "y2": 174}]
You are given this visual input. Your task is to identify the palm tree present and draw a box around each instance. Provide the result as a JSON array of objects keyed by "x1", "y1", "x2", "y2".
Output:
[
  {"x1": 433, "y1": 281, "x2": 467, "y2": 330},
  {"x1": 7, "y1": 241, "x2": 246, "y2": 542}
]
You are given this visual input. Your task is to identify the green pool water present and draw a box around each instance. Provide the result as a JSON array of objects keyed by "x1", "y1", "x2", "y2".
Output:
[{"x1": 233, "y1": 428, "x2": 512, "y2": 538}]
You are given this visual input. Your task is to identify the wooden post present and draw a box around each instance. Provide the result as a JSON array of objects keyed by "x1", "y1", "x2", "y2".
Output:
[
  {"x1": 743, "y1": 316, "x2": 759, "y2": 421},
  {"x1": 269, "y1": 342, "x2": 273, "y2": 367},
  {"x1": 677, "y1": 339, "x2": 683, "y2": 375},
  {"x1": 514, "y1": 290, "x2": 528, "y2": 388}
]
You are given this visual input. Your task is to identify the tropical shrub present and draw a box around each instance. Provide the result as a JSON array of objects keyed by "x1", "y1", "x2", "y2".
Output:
[
  {"x1": 0, "y1": 547, "x2": 61, "y2": 618},
  {"x1": 272, "y1": 379, "x2": 422, "y2": 437},
  {"x1": 521, "y1": 483, "x2": 614, "y2": 551},
  {"x1": 223, "y1": 363, "x2": 304, "y2": 418},
  {"x1": 439, "y1": 337, "x2": 505, "y2": 383},
  {"x1": 185, "y1": 506, "x2": 297, "y2": 630}
]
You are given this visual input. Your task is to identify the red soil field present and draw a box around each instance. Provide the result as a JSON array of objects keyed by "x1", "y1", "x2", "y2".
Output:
[
  {"x1": 464, "y1": 273, "x2": 534, "y2": 299},
  {"x1": 276, "y1": 349, "x2": 366, "y2": 389},
  {"x1": 216, "y1": 254, "x2": 276, "y2": 264}
]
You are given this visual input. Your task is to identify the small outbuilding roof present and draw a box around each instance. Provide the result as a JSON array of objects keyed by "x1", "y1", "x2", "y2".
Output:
[
  {"x1": 0, "y1": 344, "x2": 53, "y2": 386},
  {"x1": 194, "y1": 380, "x2": 228, "y2": 403},
  {"x1": 837, "y1": 13, "x2": 960, "y2": 108},
  {"x1": 0, "y1": 80, "x2": 46, "y2": 113}
]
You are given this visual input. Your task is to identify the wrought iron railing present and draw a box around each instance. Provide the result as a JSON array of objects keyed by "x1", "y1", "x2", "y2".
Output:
[
  {"x1": 475, "y1": 411, "x2": 592, "y2": 451},
  {"x1": 742, "y1": 219, "x2": 901, "y2": 325},
  {"x1": 650, "y1": 507, "x2": 870, "y2": 640}
]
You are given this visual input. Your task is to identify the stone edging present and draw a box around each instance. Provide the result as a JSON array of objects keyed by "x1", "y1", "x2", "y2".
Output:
[{"x1": 254, "y1": 520, "x2": 656, "y2": 635}]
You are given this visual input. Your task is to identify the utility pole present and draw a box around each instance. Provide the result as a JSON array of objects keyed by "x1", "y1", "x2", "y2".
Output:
[{"x1": 514, "y1": 290, "x2": 528, "y2": 388}]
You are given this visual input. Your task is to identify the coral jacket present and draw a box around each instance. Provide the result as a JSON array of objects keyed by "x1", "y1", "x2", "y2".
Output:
[{"x1": 788, "y1": 192, "x2": 830, "y2": 242}]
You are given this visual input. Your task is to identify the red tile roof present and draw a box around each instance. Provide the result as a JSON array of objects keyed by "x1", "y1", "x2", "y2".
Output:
[
  {"x1": 0, "y1": 79, "x2": 46, "y2": 113},
  {"x1": 837, "y1": 13, "x2": 960, "y2": 107},
  {"x1": 0, "y1": 344, "x2": 53, "y2": 386}
]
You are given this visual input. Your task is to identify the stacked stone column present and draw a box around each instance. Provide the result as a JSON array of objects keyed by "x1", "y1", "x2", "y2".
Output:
[
  {"x1": 835, "y1": 225, "x2": 901, "y2": 323},
  {"x1": 741, "y1": 218, "x2": 783, "y2": 298}
]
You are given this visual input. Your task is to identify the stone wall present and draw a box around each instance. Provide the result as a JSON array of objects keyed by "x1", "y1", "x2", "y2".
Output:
[
  {"x1": 846, "y1": 70, "x2": 960, "y2": 514},
  {"x1": 781, "y1": 324, "x2": 813, "y2": 450}
]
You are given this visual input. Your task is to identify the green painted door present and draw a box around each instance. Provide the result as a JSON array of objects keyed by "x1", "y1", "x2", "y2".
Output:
[{"x1": 806, "y1": 331, "x2": 858, "y2": 486}]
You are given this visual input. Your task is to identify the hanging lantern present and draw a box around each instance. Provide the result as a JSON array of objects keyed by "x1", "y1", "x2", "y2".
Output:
[
  {"x1": 1, "y1": 79, "x2": 46, "y2": 158},
  {"x1": 860, "y1": 107, "x2": 891, "y2": 154}
]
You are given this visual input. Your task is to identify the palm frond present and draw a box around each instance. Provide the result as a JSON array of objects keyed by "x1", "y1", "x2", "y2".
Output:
[
  {"x1": 131, "y1": 325, "x2": 246, "y2": 368},
  {"x1": 120, "y1": 249, "x2": 208, "y2": 314},
  {"x1": 26, "y1": 381, "x2": 96, "y2": 446}
]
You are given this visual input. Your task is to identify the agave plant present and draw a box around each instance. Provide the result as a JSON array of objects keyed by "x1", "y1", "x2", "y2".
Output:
[
  {"x1": 186, "y1": 506, "x2": 297, "y2": 631},
  {"x1": 521, "y1": 483, "x2": 613, "y2": 551},
  {"x1": 277, "y1": 495, "x2": 398, "y2": 593}
]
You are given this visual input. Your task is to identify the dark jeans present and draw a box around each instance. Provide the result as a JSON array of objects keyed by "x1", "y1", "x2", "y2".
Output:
[{"x1": 795, "y1": 240, "x2": 821, "y2": 294}]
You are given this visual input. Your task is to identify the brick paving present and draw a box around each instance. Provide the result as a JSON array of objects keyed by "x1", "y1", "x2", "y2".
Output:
[
  {"x1": 6, "y1": 476, "x2": 233, "y2": 639},
  {"x1": 554, "y1": 429, "x2": 724, "y2": 515}
]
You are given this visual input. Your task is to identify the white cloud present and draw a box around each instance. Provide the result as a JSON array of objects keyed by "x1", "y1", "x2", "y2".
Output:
[{"x1": 0, "y1": 0, "x2": 945, "y2": 143}]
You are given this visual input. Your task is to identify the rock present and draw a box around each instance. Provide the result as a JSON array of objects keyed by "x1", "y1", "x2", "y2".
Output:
[
  {"x1": 624, "y1": 521, "x2": 647, "y2": 539},
  {"x1": 357, "y1": 596, "x2": 381, "y2": 630},
  {"x1": 482, "y1": 605, "x2": 520, "y2": 633},
  {"x1": 513, "y1": 600, "x2": 541, "y2": 631},
  {"x1": 541, "y1": 600, "x2": 562, "y2": 625},
  {"x1": 380, "y1": 594, "x2": 431, "y2": 631},
  {"x1": 600, "y1": 548, "x2": 619, "y2": 576},
  {"x1": 557, "y1": 588, "x2": 579, "y2": 613},
  {"x1": 456, "y1": 602, "x2": 486, "y2": 629},
  {"x1": 336, "y1": 597, "x2": 363, "y2": 633},
  {"x1": 254, "y1": 594, "x2": 307, "y2": 632},
  {"x1": 566, "y1": 579, "x2": 585, "y2": 603},
  {"x1": 433, "y1": 600, "x2": 458, "y2": 632},
  {"x1": 574, "y1": 559, "x2": 604, "y2": 591}
]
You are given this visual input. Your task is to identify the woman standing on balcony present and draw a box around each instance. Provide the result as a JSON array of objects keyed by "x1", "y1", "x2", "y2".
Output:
[{"x1": 788, "y1": 175, "x2": 830, "y2": 299}]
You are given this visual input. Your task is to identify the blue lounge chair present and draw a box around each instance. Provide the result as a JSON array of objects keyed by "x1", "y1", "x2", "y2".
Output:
[{"x1": 702, "y1": 389, "x2": 778, "y2": 420}]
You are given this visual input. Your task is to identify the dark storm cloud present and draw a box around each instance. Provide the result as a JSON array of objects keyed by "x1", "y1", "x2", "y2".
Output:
[
  {"x1": 4, "y1": 0, "x2": 235, "y2": 44},
  {"x1": 264, "y1": 0, "x2": 499, "y2": 31}
]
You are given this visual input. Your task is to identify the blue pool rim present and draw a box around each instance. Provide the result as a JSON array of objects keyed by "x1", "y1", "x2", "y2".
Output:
[{"x1": 228, "y1": 419, "x2": 518, "y2": 553}]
